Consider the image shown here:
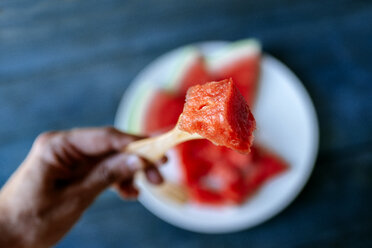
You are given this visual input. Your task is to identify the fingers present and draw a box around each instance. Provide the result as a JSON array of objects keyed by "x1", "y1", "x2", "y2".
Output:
[
  {"x1": 80, "y1": 153, "x2": 144, "y2": 194},
  {"x1": 144, "y1": 166, "x2": 163, "y2": 185},
  {"x1": 33, "y1": 127, "x2": 144, "y2": 160},
  {"x1": 30, "y1": 127, "x2": 166, "y2": 200},
  {"x1": 143, "y1": 156, "x2": 165, "y2": 184},
  {"x1": 29, "y1": 127, "x2": 147, "y2": 181},
  {"x1": 116, "y1": 157, "x2": 164, "y2": 199},
  {"x1": 116, "y1": 178, "x2": 139, "y2": 199},
  {"x1": 116, "y1": 165, "x2": 163, "y2": 199},
  {"x1": 70, "y1": 153, "x2": 165, "y2": 199},
  {"x1": 64, "y1": 127, "x2": 144, "y2": 157}
]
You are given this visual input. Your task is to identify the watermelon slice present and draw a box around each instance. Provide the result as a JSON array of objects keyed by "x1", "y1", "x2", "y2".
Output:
[
  {"x1": 188, "y1": 185, "x2": 225, "y2": 205},
  {"x1": 177, "y1": 141, "x2": 287, "y2": 205},
  {"x1": 177, "y1": 55, "x2": 211, "y2": 94},
  {"x1": 208, "y1": 39, "x2": 261, "y2": 106},
  {"x1": 143, "y1": 90, "x2": 185, "y2": 134},
  {"x1": 178, "y1": 79, "x2": 256, "y2": 153},
  {"x1": 143, "y1": 47, "x2": 210, "y2": 134},
  {"x1": 163, "y1": 46, "x2": 209, "y2": 92},
  {"x1": 244, "y1": 146, "x2": 288, "y2": 188},
  {"x1": 124, "y1": 81, "x2": 155, "y2": 134}
]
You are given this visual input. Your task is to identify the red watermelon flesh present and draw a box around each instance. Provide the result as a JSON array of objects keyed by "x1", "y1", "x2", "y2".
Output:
[
  {"x1": 143, "y1": 90, "x2": 184, "y2": 134},
  {"x1": 212, "y1": 55, "x2": 261, "y2": 106},
  {"x1": 179, "y1": 79, "x2": 256, "y2": 153},
  {"x1": 188, "y1": 184, "x2": 225, "y2": 205},
  {"x1": 177, "y1": 141, "x2": 287, "y2": 205},
  {"x1": 178, "y1": 56, "x2": 211, "y2": 94},
  {"x1": 245, "y1": 146, "x2": 288, "y2": 188}
]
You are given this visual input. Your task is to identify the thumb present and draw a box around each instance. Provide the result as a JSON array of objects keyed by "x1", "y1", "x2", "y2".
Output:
[{"x1": 80, "y1": 153, "x2": 144, "y2": 195}]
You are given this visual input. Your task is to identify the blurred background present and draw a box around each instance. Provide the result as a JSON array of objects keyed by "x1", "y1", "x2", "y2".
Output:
[{"x1": 0, "y1": 0, "x2": 371, "y2": 247}]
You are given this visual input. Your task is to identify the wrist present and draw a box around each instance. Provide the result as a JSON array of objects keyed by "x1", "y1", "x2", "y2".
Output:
[
  {"x1": 0, "y1": 203, "x2": 24, "y2": 248},
  {"x1": 0, "y1": 192, "x2": 41, "y2": 248}
]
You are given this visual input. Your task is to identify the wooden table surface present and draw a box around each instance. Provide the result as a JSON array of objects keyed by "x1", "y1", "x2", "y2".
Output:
[{"x1": 0, "y1": 0, "x2": 371, "y2": 247}]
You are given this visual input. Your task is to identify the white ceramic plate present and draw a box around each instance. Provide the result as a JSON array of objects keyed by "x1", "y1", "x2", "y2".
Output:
[{"x1": 115, "y1": 41, "x2": 319, "y2": 233}]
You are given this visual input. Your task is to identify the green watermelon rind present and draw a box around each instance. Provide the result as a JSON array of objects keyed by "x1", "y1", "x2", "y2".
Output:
[
  {"x1": 207, "y1": 39, "x2": 261, "y2": 72},
  {"x1": 126, "y1": 81, "x2": 155, "y2": 133},
  {"x1": 163, "y1": 46, "x2": 201, "y2": 91}
]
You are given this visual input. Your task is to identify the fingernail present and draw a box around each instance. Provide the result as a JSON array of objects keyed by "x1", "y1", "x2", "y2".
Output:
[
  {"x1": 145, "y1": 167, "x2": 164, "y2": 185},
  {"x1": 159, "y1": 156, "x2": 168, "y2": 164}
]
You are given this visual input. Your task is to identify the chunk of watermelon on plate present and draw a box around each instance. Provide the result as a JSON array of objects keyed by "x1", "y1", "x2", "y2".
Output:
[
  {"x1": 179, "y1": 78, "x2": 256, "y2": 153},
  {"x1": 177, "y1": 142, "x2": 287, "y2": 205}
]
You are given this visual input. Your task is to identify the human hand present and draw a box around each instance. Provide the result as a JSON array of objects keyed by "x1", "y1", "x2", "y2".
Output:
[{"x1": 0, "y1": 127, "x2": 164, "y2": 248}]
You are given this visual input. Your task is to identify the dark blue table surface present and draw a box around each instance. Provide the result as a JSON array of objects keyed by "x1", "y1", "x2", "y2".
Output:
[{"x1": 1, "y1": 0, "x2": 371, "y2": 247}]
